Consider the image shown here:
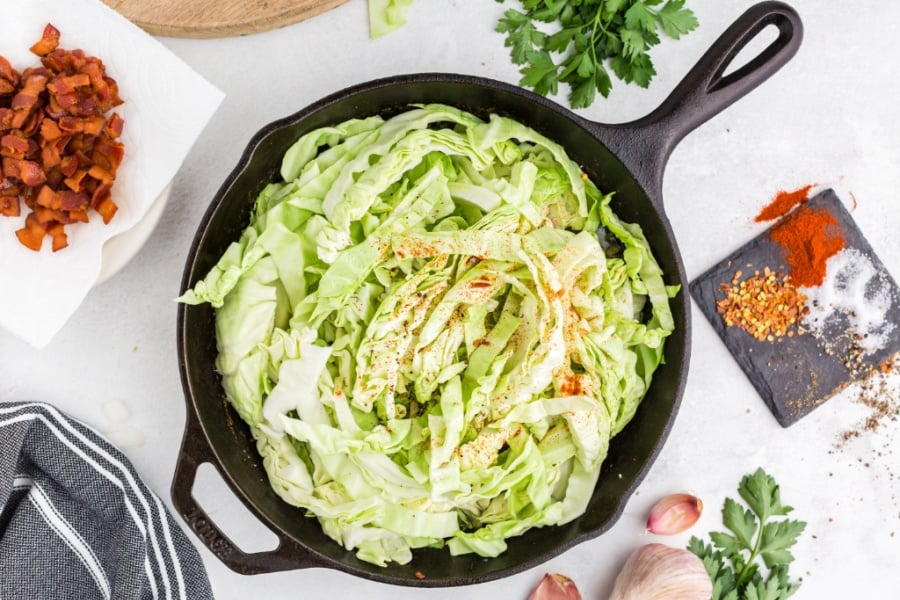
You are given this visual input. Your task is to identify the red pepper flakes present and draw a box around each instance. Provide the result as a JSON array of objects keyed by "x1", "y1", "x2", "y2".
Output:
[{"x1": 716, "y1": 267, "x2": 808, "y2": 342}]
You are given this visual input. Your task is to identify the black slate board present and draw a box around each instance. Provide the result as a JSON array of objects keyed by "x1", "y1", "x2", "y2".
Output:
[{"x1": 690, "y1": 189, "x2": 900, "y2": 427}]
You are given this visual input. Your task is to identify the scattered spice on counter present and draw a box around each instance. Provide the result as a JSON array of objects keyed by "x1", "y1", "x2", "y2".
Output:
[
  {"x1": 716, "y1": 266, "x2": 807, "y2": 341},
  {"x1": 755, "y1": 183, "x2": 816, "y2": 223},
  {"x1": 770, "y1": 204, "x2": 845, "y2": 288},
  {"x1": 835, "y1": 353, "x2": 900, "y2": 448},
  {"x1": 831, "y1": 353, "x2": 900, "y2": 517}
]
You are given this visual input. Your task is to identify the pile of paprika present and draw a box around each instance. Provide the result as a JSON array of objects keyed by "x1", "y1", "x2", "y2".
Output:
[
  {"x1": 754, "y1": 183, "x2": 816, "y2": 223},
  {"x1": 769, "y1": 204, "x2": 845, "y2": 288}
]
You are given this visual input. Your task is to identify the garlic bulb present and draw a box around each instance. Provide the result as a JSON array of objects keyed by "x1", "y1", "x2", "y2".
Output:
[
  {"x1": 528, "y1": 573, "x2": 582, "y2": 600},
  {"x1": 646, "y1": 493, "x2": 702, "y2": 535},
  {"x1": 608, "y1": 543, "x2": 712, "y2": 600}
]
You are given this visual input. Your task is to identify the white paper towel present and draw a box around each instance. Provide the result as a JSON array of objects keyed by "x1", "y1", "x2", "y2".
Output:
[{"x1": 0, "y1": 0, "x2": 224, "y2": 348}]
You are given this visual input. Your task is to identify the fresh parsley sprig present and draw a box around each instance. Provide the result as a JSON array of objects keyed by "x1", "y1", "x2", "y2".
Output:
[
  {"x1": 688, "y1": 468, "x2": 807, "y2": 600},
  {"x1": 495, "y1": 0, "x2": 699, "y2": 109}
]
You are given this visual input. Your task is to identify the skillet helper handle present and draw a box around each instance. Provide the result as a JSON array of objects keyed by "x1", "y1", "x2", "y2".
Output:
[
  {"x1": 171, "y1": 410, "x2": 324, "y2": 574},
  {"x1": 593, "y1": 1, "x2": 803, "y2": 198}
]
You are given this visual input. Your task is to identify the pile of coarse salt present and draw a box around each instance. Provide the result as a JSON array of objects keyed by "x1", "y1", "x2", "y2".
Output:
[{"x1": 801, "y1": 247, "x2": 896, "y2": 354}]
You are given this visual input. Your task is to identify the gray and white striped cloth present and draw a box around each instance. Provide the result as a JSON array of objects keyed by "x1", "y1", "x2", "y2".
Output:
[{"x1": 0, "y1": 402, "x2": 214, "y2": 599}]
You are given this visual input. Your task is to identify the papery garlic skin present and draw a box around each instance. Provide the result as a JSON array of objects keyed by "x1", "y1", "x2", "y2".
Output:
[
  {"x1": 608, "y1": 543, "x2": 712, "y2": 600},
  {"x1": 646, "y1": 493, "x2": 702, "y2": 535},
  {"x1": 528, "y1": 573, "x2": 583, "y2": 600}
]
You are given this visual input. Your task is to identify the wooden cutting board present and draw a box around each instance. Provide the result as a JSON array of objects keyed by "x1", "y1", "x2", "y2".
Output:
[{"x1": 101, "y1": 0, "x2": 351, "y2": 38}]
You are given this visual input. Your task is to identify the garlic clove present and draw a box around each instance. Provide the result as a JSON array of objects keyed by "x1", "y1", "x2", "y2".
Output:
[
  {"x1": 646, "y1": 493, "x2": 702, "y2": 535},
  {"x1": 527, "y1": 573, "x2": 583, "y2": 600},
  {"x1": 608, "y1": 543, "x2": 712, "y2": 600}
]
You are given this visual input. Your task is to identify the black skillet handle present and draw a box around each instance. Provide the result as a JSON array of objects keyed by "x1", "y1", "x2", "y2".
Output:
[
  {"x1": 590, "y1": 1, "x2": 803, "y2": 206},
  {"x1": 171, "y1": 408, "x2": 326, "y2": 574}
]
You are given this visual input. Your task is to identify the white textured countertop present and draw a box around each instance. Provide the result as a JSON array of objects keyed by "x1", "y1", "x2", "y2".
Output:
[{"x1": 3, "y1": 1, "x2": 899, "y2": 597}]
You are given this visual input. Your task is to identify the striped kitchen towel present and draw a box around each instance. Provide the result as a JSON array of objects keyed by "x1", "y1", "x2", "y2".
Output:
[{"x1": 0, "y1": 402, "x2": 214, "y2": 600}]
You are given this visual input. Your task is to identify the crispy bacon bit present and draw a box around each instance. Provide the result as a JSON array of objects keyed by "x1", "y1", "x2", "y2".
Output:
[
  {"x1": 0, "y1": 108, "x2": 14, "y2": 130},
  {"x1": 33, "y1": 204, "x2": 61, "y2": 224},
  {"x1": 34, "y1": 184, "x2": 58, "y2": 208},
  {"x1": 29, "y1": 24, "x2": 61, "y2": 57},
  {"x1": 1, "y1": 132, "x2": 30, "y2": 158},
  {"x1": 60, "y1": 190, "x2": 89, "y2": 212},
  {"x1": 92, "y1": 183, "x2": 116, "y2": 223},
  {"x1": 0, "y1": 56, "x2": 18, "y2": 85},
  {"x1": 15, "y1": 212, "x2": 45, "y2": 251},
  {"x1": 2, "y1": 158, "x2": 46, "y2": 187},
  {"x1": 0, "y1": 23, "x2": 125, "y2": 251},
  {"x1": 0, "y1": 194, "x2": 20, "y2": 217},
  {"x1": 0, "y1": 198, "x2": 20, "y2": 216},
  {"x1": 47, "y1": 221, "x2": 68, "y2": 251},
  {"x1": 105, "y1": 112, "x2": 124, "y2": 138}
]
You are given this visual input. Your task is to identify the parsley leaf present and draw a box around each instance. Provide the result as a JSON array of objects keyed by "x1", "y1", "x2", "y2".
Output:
[
  {"x1": 519, "y1": 49, "x2": 560, "y2": 96},
  {"x1": 495, "y1": 0, "x2": 699, "y2": 108},
  {"x1": 689, "y1": 468, "x2": 807, "y2": 600},
  {"x1": 657, "y1": 0, "x2": 700, "y2": 39}
]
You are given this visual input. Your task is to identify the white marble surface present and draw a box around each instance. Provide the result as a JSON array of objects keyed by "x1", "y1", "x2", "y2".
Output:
[{"x1": 3, "y1": 1, "x2": 900, "y2": 597}]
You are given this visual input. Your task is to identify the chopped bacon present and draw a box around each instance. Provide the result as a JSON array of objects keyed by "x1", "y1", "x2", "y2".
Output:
[
  {"x1": 67, "y1": 209, "x2": 89, "y2": 223},
  {"x1": 58, "y1": 154, "x2": 79, "y2": 178},
  {"x1": 21, "y1": 162, "x2": 45, "y2": 187},
  {"x1": 15, "y1": 212, "x2": 45, "y2": 251},
  {"x1": 92, "y1": 136, "x2": 124, "y2": 170},
  {"x1": 0, "y1": 23, "x2": 125, "y2": 251},
  {"x1": 1, "y1": 132, "x2": 30, "y2": 158},
  {"x1": 63, "y1": 168, "x2": 87, "y2": 191},
  {"x1": 34, "y1": 184, "x2": 59, "y2": 208},
  {"x1": 0, "y1": 56, "x2": 18, "y2": 85},
  {"x1": 92, "y1": 184, "x2": 116, "y2": 224},
  {"x1": 0, "y1": 193, "x2": 20, "y2": 217},
  {"x1": 105, "y1": 112, "x2": 124, "y2": 138},
  {"x1": 87, "y1": 164, "x2": 113, "y2": 185},
  {"x1": 40, "y1": 138, "x2": 62, "y2": 169},
  {"x1": 81, "y1": 115, "x2": 105, "y2": 136},
  {"x1": 29, "y1": 24, "x2": 61, "y2": 58},
  {"x1": 20, "y1": 107, "x2": 44, "y2": 138},
  {"x1": 0, "y1": 197, "x2": 19, "y2": 216},
  {"x1": 47, "y1": 73, "x2": 90, "y2": 96},
  {"x1": 0, "y1": 108, "x2": 15, "y2": 131},
  {"x1": 39, "y1": 117, "x2": 62, "y2": 140},
  {"x1": 73, "y1": 94, "x2": 97, "y2": 117},
  {"x1": 33, "y1": 204, "x2": 63, "y2": 224},
  {"x1": 2, "y1": 157, "x2": 45, "y2": 186},
  {"x1": 59, "y1": 190, "x2": 89, "y2": 212},
  {"x1": 11, "y1": 72, "x2": 48, "y2": 109},
  {"x1": 51, "y1": 90, "x2": 78, "y2": 111},
  {"x1": 46, "y1": 220, "x2": 68, "y2": 251}
]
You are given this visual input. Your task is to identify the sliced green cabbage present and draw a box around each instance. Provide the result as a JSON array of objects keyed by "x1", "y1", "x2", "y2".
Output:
[
  {"x1": 180, "y1": 104, "x2": 677, "y2": 566},
  {"x1": 367, "y1": 0, "x2": 415, "y2": 39}
]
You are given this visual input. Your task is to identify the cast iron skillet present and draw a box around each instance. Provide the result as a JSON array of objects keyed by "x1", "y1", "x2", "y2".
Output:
[{"x1": 174, "y1": 1, "x2": 802, "y2": 587}]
